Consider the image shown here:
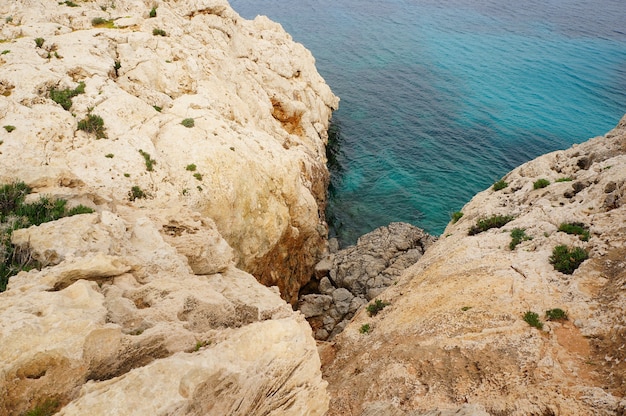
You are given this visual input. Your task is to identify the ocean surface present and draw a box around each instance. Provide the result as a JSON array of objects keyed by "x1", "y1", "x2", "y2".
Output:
[{"x1": 230, "y1": 0, "x2": 626, "y2": 246}]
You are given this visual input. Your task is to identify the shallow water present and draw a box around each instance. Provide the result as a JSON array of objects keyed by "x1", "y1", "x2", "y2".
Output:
[{"x1": 231, "y1": 0, "x2": 626, "y2": 245}]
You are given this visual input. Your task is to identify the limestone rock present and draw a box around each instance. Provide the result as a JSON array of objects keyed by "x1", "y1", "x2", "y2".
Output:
[
  {"x1": 323, "y1": 116, "x2": 626, "y2": 415},
  {"x1": 0, "y1": 0, "x2": 338, "y2": 304},
  {"x1": 299, "y1": 222, "x2": 435, "y2": 340}
]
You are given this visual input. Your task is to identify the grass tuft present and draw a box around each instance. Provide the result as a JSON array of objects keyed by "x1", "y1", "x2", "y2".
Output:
[
  {"x1": 152, "y1": 28, "x2": 167, "y2": 36},
  {"x1": 545, "y1": 308, "x2": 568, "y2": 321},
  {"x1": 468, "y1": 214, "x2": 514, "y2": 235},
  {"x1": 181, "y1": 118, "x2": 195, "y2": 128},
  {"x1": 558, "y1": 222, "x2": 590, "y2": 241},
  {"x1": 359, "y1": 323, "x2": 371, "y2": 334},
  {"x1": 77, "y1": 113, "x2": 107, "y2": 139},
  {"x1": 509, "y1": 228, "x2": 531, "y2": 250},
  {"x1": 493, "y1": 180, "x2": 508, "y2": 191},
  {"x1": 533, "y1": 178, "x2": 550, "y2": 189},
  {"x1": 523, "y1": 311, "x2": 543, "y2": 330},
  {"x1": 49, "y1": 81, "x2": 85, "y2": 111},
  {"x1": 451, "y1": 211, "x2": 463, "y2": 223},
  {"x1": 366, "y1": 299, "x2": 390, "y2": 317},
  {"x1": 138, "y1": 150, "x2": 156, "y2": 171},
  {"x1": 549, "y1": 245, "x2": 588, "y2": 274},
  {"x1": 128, "y1": 186, "x2": 146, "y2": 201}
]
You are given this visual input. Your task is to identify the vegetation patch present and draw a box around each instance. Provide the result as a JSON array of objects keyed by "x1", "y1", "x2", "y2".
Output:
[
  {"x1": 451, "y1": 211, "x2": 463, "y2": 223},
  {"x1": 366, "y1": 299, "x2": 390, "y2": 317},
  {"x1": 105, "y1": 153, "x2": 114, "y2": 158},
  {"x1": 34, "y1": 37, "x2": 45, "y2": 48},
  {"x1": 193, "y1": 173, "x2": 202, "y2": 181},
  {"x1": 461, "y1": 306, "x2": 472, "y2": 311},
  {"x1": 533, "y1": 178, "x2": 550, "y2": 189},
  {"x1": 558, "y1": 222, "x2": 590, "y2": 241},
  {"x1": 3, "y1": 125, "x2": 15, "y2": 133},
  {"x1": 468, "y1": 214, "x2": 514, "y2": 236},
  {"x1": 556, "y1": 177, "x2": 573, "y2": 182},
  {"x1": 181, "y1": 118, "x2": 195, "y2": 128},
  {"x1": 60, "y1": 0, "x2": 79, "y2": 6},
  {"x1": 153, "y1": 28, "x2": 167, "y2": 37},
  {"x1": 22, "y1": 398, "x2": 60, "y2": 416},
  {"x1": 545, "y1": 308, "x2": 568, "y2": 321},
  {"x1": 149, "y1": 6, "x2": 157, "y2": 17},
  {"x1": 359, "y1": 323, "x2": 371, "y2": 334},
  {"x1": 138, "y1": 149, "x2": 156, "y2": 171},
  {"x1": 128, "y1": 185, "x2": 147, "y2": 201},
  {"x1": 49, "y1": 81, "x2": 85, "y2": 111},
  {"x1": 77, "y1": 113, "x2": 107, "y2": 139},
  {"x1": 1, "y1": 182, "x2": 94, "y2": 291},
  {"x1": 1, "y1": 50, "x2": 9, "y2": 55},
  {"x1": 549, "y1": 245, "x2": 588, "y2": 274},
  {"x1": 153, "y1": 105, "x2": 162, "y2": 112},
  {"x1": 493, "y1": 180, "x2": 508, "y2": 191},
  {"x1": 509, "y1": 228, "x2": 531, "y2": 250},
  {"x1": 185, "y1": 164, "x2": 196, "y2": 171},
  {"x1": 523, "y1": 311, "x2": 543, "y2": 330},
  {"x1": 92, "y1": 17, "x2": 115, "y2": 28}
]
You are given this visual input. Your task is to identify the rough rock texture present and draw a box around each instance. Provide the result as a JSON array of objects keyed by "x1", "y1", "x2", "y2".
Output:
[
  {"x1": 299, "y1": 222, "x2": 435, "y2": 340},
  {"x1": 0, "y1": 0, "x2": 334, "y2": 414},
  {"x1": 323, "y1": 116, "x2": 626, "y2": 415},
  {"x1": 0, "y1": 0, "x2": 338, "y2": 304},
  {"x1": 1, "y1": 209, "x2": 329, "y2": 415}
]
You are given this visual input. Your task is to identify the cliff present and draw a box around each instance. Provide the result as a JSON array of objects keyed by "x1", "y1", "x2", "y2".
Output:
[
  {"x1": 0, "y1": 0, "x2": 336, "y2": 414},
  {"x1": 323, "y1": 116, "x2": 626, "y2": 415}
]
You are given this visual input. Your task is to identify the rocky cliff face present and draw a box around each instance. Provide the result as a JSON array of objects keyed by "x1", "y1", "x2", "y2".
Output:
[
  {"x1": 0, "y1": 0, "x2": 336, "y2": 414},
  {"x1": 0, "y1": 0, "x2": 338, "y2": 304},
  {"x1": 323, "y1": 117, "x2": 626, "y2": 415}
]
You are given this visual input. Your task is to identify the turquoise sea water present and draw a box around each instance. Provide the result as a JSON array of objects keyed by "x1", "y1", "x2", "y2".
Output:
[{"x1": 231, "y1": 0, "x2": 626, "y2": 245}]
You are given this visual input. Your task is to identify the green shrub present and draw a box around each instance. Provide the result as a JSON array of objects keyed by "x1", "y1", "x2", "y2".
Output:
[
  {"x1": 509, "y1": 228, "x2": 531, "y2": 250},
  {"x1": 1, "y1": 182, "x2": 95, "y2": 291},
  {"x1": 23, "y1": 399, "x2": 59, "y2": 416},
  {"x1": 549, "y1": 245, "x2": 588, "y2": 274},
  {"x1": 193, "y1": 173, "x2": 202, "y2": 181},
  {"x1": 128, "y1": 186, "x2": 146, "y2": 201},
  {"x1": 555, "y1": 177, "x2": 572, "y2": 182},
  {"x1": 138, "y1": 149, "x2": 156, "y2": 171},
  {"x1": 49, "y1": 81, "x2": 85, "y2": 110},
  {"x1": 1, "y1": 50, "x2": 9, "y2": 55},
  {"x1": 461, "y1": 306, "x2": 472, "y2": 311},
  {"x1": 493, "y1": 180, "x2": 508, "y2": 191},
  {"x1": 149, "y1": 6, "x2": 157, "y2": 17},
  {"x1": 105, "y1": 153, "x2": 114, "y2": 158},
  {"x1": 186, "y1": 164, "x2": 196, "y2": 171},
  {"x1": 77, "y1": 114, "x2": 107, "y2": 139},
  {"x1": 366, "y1": 299, "x2": 390, "y2": 317},
  {"x1": 523, "y1": 311, "x2": 543, "y2": 330},
  {"x1": 359, "y1": 323, "x2": 371, "y2": 334},
  {"x1": 153, "y1": 105, "x2": 162, "y2": 112},
  {"x1": 152, "y1": 28, "x2": 167, "y2": 36},
  {"x1": 92, "y1": 17, "x2": 114, "y2": 28},
  {"x1": 545, "y1": 308, "x2": 568, "y2": 321},
  {"x1": 558, "y1": 222, "x2": 590, "y2": 242},
  {"x1": 61, "y1": 0, "x2": 79, "y2": 6},
  {"x1": 113, "y1": 60, "x2": 121, "y2": 77},
  {"x1": 468, "y1": 214, "x2": 514, "y2": 236},
  {"x1": 533, "y1": 178, "x2": 550, "y2": 189},
  {"x1": 3, "y1": 125, "x2": 15, "y2": 133},
  {"x1": 34, "y1": 37, "x2": 45, "y2": 48},
  {"x1": 181, "y1": 118, "x2": 195, "y2": 128},
  {"x1": 123, "y1": 173, "x2": 130, "y2": 178},
  {"x1": 451, "y1": 211, "x2": 463, "y2": 223}
]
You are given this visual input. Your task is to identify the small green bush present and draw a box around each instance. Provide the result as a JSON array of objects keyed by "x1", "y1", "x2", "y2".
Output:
[
  {"x1": 128, "y1": 186, "x2": 146, "y2": 201},
  {"x1": 49, "y1": 81, "x2": 85, "y2": 111},
  {"x1": 186, "y1": 164, "x2": 196, "y2": 171},
  {"x1": 105, "y1": 153, "x2": 114, "y2": 158},
  {"x1": 493, "y1": 180, "x2": 508, "y2": 191},
  {"x1": 61, "y1": 0, "x2": 79, "y2": 6},
  {"x1": 359, "y1": 323, "x2": 371, "y2": 334},
  {"x1": 92, "y1": 17, "x2": 114, "y2": 28},
  {"x1": 66, "y1": 205, "x2": 94, "y2": 216},
  {"x1": 509, "y1": 228, "x2": 531, "y2": 250},
  {"x1": 3, "y1": 125, "x2": 15, "y2": 133},
  {"x1": 152, "y1": 28, "x2": 167, "y2": 36},
  {"x1": 451, "y1": 211, "x2": 463, "y2": 223},
  {"x1": 523, "y1": 311, "x2": 543, "y2": 330},
  {"x1": 468, "y1": 214, "x2": 514, "y2": 236},
  {"x1": 153, "y1": 105, "x2": 162, "y2": 112},
  {"x1": 555, "y1": 177, "x2": 572, "y2": 182},
  {"x1": 193, "y1": 173, "x2": 203, "y2": 181},
  {"x1": 138, "y1": 149, "x2": 156, "y2": 171},
  {"x1": 23, "y1": 399, "x2": 59, "y2": 416},
  {"x1": 366, "y1": 299, "x2": 390, "y2": 317},
  {"x1": 1, "y1": 182, "x2": 95, "y2": 291},
  {"x1": 558, "y1": 222, "x2": 590, "y2": 242},
  {"x1": 34, "y1": 37, "x2": 45, "y2": 48},
  {"x1": 545, "y1": 308, "x2": 568, "y2": 321},
  {"x1": 149, "y1": 6, "x2": 157, "y2": 17},
  {"x1": 113, "y1": 60, "x2": 121, "y2": 77},
  {"x1": 77, "y1": 114, "x2": 107, "y2": 139},
  {"x1": 461, "y1": 306, "x2": 472, "y2": 311},
  {"x1": 123, "y1": 173, "x2": 130, "y2": 178},
  {"x1": 549, "y1": 245, "x2": 588, "y2": 274},
  {"x1": 1, "y1": 50, "x2": 9, "y2": 55},
  {"x1": 533, "y1": 178, "x2": 550, "y2": 189},
  {"x1": 181, "y1": 118, "x2": 195, "y2": 128}
]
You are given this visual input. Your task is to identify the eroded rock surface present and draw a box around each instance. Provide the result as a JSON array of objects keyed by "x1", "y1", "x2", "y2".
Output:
[
  {"x1": 0, "y1": 0, "x2": 333, "y2": 414},
  {"x1": 299, "y1": 222, "x2": 435, "y2": 340},
  {"x1": 323, "y1": 116, "x2": 626, "y2": 415}
]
